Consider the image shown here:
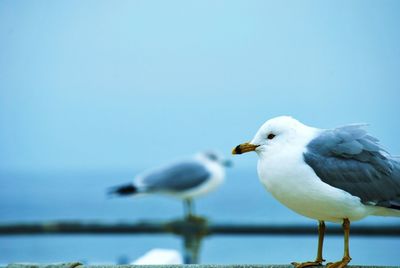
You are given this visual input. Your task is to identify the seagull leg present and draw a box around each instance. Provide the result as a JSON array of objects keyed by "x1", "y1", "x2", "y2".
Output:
[
  {"x1": 184, "y1": 199, "x2": 194, "y2": 218},
  {"x1": 316, "y1": 220, "x2": 326, "y2": 263},
  {"x1": 326, "y1": 218, "x2": 352, "y2": 268},
  {"x1": 292, "y1": 220, "x2": 325, "y2": 268}
]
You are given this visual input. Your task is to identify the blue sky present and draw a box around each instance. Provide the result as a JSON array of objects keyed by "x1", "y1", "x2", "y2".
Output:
[{"x1": 1, "y1": 1, "x2": 400, "y2": 171}]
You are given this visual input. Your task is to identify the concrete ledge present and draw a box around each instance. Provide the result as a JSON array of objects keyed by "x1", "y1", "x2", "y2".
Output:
[
  {"x1": 4, "y1": 264, "x2": 400, "y2": 268},
  {"x1": 6, "y1": 263, "x2": 82, "y2": 268}
]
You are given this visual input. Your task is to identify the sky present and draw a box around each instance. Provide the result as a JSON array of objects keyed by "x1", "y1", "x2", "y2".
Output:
[{"x1": 1, "y1": 1, "x2": 400, "y2": 172}]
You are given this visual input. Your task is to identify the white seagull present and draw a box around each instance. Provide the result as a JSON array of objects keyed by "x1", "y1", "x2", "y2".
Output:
[
  {"x1": 232, "y1": 116, "x2": 400, "y2": 268},
  {"x1": 109, "y1": 151, "x2": 231, "y2": 217}
]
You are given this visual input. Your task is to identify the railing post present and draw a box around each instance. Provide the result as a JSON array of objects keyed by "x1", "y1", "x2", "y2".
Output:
[
  {"x1": 166, "y1": 216, "x2": 208, "y2": 264},
  {"x1": 183, "y1": 227, "x2": 202, "y2": 264}
]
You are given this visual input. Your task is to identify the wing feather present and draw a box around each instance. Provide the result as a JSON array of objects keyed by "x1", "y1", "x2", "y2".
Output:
[
  {"x1": 304, "y1": 125, "x2": 400, "y2": 210},
  {"x1": 137, "y1": 160, "x2": 211, "y2": 193}
]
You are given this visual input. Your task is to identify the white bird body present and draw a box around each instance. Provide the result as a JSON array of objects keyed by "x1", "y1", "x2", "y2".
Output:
[
  {"x1": 257, "y1": 145, "x2": 373, "y2": 223},
  {"x1": 109, "y1": 151, "x2": 230, "y2": 218},
  {"x1": 168, "y1": 154, "x2": 225, "y2": 199},
  {"x1": 254, "y1": 120, "x2": 371, "y2": 222}
]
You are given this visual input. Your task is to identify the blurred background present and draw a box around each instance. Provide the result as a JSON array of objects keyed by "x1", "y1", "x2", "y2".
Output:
[{"x1": 1, "y1": 0, "x2": 399, "y2": 265}]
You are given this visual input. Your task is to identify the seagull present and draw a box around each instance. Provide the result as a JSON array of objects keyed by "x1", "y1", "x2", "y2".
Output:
[
  {"x1": 109, "y1": 151, "x2": 231, "y2": 218},
  {"x1": 232, "y1": 116, "x2": 400, "y2": 268}
]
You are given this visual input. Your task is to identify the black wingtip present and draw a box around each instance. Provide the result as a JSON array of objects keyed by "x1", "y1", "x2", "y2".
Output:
[{"x1": 107, "y1": 184, "x2": 137, "y2": 197}]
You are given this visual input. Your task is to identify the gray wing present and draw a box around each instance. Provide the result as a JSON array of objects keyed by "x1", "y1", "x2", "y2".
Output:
[
  {"x1": 137, "y1": 160, "x2": 211, "y2": 192},
  {"x1": 304, "y1": 124, "x2": 400, "y2": 210}
]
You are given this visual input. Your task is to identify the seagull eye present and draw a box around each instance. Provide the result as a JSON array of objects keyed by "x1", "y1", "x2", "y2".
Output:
[
  {"x1": 267, "y1": 133, "x2": 276, "y2": 140},
  {"x1": 206, "y1": 153, "x2": 217, "y2": 161}
]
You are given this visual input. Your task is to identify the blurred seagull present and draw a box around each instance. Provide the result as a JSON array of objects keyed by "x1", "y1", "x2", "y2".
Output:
[
  {"x1": 109, "y1": 151, "x2": 231, "y2": 217},
  {"x1": 233, "y1": 116, "x2": 400, "y2": 268}
]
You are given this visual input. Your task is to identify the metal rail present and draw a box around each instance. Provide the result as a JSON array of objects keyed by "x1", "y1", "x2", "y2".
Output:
[{"x1": 1, "y1": 220, "x2": 399, "y2": 236}]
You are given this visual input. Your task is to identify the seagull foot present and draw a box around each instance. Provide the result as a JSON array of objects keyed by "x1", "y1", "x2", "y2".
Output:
[
  {"x1": 291, "y1": 260, "x2": 324, "y2": 268},
  {"x1": 326, "y1": 256, "x2": 351, "y2": 268}
]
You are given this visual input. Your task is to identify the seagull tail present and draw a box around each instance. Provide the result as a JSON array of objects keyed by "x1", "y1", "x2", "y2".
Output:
[{"x1": 107, "y1": 184, "x2": 138, "y2": 197}]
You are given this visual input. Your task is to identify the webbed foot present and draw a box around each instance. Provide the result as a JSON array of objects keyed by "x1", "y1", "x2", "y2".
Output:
[{"x1": 326, "y1": 256, "x2": 351, "y2": 268}]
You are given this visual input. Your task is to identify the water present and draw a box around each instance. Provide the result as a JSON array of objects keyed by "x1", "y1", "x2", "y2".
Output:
[{"x1": 1, "y1": 169, "x2": 399, "y2": 265}]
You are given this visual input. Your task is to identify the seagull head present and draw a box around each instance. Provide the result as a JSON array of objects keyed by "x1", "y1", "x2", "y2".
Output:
[
  {"x1": 197, "y1": 151, "x2": 233, "y2": 167},
  {"x1": 232, "y1": 116, "x2": 313, "y2": 157}
]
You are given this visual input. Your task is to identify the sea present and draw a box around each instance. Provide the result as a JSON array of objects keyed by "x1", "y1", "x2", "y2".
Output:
[{"x1": 1, "y1": 168, "x2": 399, "y2": 265}]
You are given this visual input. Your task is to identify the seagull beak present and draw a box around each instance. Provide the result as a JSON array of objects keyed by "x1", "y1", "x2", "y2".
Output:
[{"x1": 232, "y1": 143, "x2": 259, "y2": 155}]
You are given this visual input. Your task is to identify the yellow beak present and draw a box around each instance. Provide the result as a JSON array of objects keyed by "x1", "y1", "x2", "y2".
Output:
[{"x1": 232, "y1": 142, "x2": 259, "y2": 155}]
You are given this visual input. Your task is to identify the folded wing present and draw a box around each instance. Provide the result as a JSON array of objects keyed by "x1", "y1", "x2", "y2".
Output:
[
  {"x1": 137, "y1": 160, "x2": 211, "y2": 193},
  {"x1": 304, "y1": 125, "x2": 400, "y2": 210}
]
